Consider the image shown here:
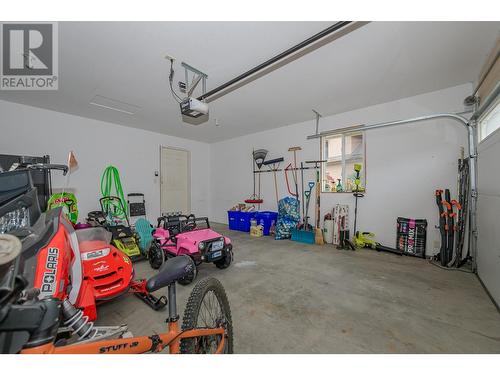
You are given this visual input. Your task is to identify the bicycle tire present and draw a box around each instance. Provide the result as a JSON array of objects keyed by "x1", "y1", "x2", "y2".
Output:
[{"x1": 180, "y1": 277, "x2": 233, "y2": 354}]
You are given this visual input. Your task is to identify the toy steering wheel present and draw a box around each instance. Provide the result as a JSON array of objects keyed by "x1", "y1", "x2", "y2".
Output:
[
  {"x1": 183, "y1": 214, "x2": 197, "y2": 232},
  {"x1": 169, "y1": 233, "x2": 178, "y2": 244}
]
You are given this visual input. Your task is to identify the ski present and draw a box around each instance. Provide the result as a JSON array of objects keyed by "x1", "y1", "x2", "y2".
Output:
[
  {"x1": 449, "y1": 199, "x2": 462, "y2": 267},
  {"x1": 435, "y1": 189, "x2": 447, "y2": 266},
  {"x1": 456, "y1": 157, "x2": 470, "y2": 266},
  {"x1": 443, "y1": 189, "x2": 454, "y2": 266}
]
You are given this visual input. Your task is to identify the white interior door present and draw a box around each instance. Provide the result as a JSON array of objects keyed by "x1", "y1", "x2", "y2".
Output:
[{"x1": 160, "y1": 146, "x2": 190, "y2": 215}]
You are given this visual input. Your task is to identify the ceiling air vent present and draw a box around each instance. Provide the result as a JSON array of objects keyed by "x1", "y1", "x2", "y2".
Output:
[{"x1": 89, "y1": 95, "x2": 141, "y2": 115}]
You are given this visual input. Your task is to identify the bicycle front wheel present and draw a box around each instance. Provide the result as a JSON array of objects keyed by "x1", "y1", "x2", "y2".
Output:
[{"x1": 180, "y1": 277, "x2": 233, "y2": 354}]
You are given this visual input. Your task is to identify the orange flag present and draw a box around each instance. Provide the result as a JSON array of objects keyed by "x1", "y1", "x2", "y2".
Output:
[{"x1": 67, "y1": 151, "x2": 78, "y2": 172}]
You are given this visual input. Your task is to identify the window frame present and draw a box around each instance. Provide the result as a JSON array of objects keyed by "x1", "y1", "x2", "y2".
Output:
[
  {"x1": 320, "y1": 131, "x2": 366, "y2": 193},
  {"x1": 478, "y1": 95, "x2": 500, "y2": 143}
]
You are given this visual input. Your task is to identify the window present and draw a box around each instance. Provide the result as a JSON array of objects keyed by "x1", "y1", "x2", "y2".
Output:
[
  {"x1": 479, "y1": 97, "x2": 500, "y2": 142},
  {"x1": 321, "y1": 132, "x2": 365, "y2": 193}
]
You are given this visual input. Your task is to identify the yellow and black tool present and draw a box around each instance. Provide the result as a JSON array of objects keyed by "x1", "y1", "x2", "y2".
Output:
[
  {"x1": 352, "y1": 163, "x2": 364, "y2": 239},
  {"x1": 354, "y1": 231, "x2": 402, "y2": 255}
]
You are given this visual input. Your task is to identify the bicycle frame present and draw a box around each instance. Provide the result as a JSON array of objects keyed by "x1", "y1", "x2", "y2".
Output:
[
  {"x1": 21, "y1": 324, "x2": 225, "y2": 354},
  {"x1": 20, "y1": 283, "x2": 226, "y2": 354}
]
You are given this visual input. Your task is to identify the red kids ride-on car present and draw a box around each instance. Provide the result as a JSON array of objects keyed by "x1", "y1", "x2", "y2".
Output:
[{"x1": 148, "y1": 214, "x2": 233, "y2": 285}]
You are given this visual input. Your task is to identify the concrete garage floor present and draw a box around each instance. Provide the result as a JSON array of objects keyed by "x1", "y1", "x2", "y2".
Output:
[{"x1": 97, "y1": 223, "x2": 500, "y2": 353}]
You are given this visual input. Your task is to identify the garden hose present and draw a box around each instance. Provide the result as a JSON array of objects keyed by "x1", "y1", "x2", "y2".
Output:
[{"x1": 100, "y1": 166, "x2": 128, "y2": 220}]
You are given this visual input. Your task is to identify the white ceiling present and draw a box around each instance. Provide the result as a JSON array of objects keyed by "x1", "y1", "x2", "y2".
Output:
[{"x1": 1, "y1": 21, "x2": 499, "y2": 143}]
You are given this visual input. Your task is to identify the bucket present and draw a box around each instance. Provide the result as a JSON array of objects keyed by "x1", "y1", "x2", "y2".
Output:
[{"x1": 323, "y1": 219, "x2": 334, "y2": 244}]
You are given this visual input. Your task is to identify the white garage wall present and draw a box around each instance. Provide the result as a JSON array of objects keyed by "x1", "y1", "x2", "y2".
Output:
[
  {"x1": 477, "y1": 128, "x2": 500, "y2": 306},
  {"x1": 210, "y1": 83, "x2": 472, "y2": 255},
  {"x1": 0, "y1": 100, "x2": 211, "y2": 222}
]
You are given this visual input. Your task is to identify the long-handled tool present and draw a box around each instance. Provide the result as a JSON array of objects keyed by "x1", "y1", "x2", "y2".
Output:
[
  {"x1": 352, "y1": 163, "x2": 364, "y2": 239},
  {"x1": 288, "y1": 146, "x2": 301, "y2": 212},
  {"x1": 305, "y1": 160, "x2": 326, "y2": 245},
  {"x1": 301, "y1": 182, "x2": 315, "y2": 230},
  {"x1": 288, "y1": 146, "x2": 301, "y2": 182},
  {"x1": 263, "y1": 157, "x2": 284, "y2": 209},
  {"x1": 346, "y1": 164, "x2": 365, "y2": 250},
  {"x1": 245, "y1": 148, "x2": 268, "y2": 207},
  {"x1": 313, "y1": 169, "x2": 324, "y2": 245},
  {"x1": 300, "y1": 162, "x2": 305, "y2": 221},
  {"x1": 284, "y1": 163, "x2": 298, "y2": 197}
]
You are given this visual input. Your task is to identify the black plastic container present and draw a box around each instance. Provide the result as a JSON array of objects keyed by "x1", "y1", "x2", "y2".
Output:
[{"x1": 396, "y1": 217, "x2": 427, "y2": 258}]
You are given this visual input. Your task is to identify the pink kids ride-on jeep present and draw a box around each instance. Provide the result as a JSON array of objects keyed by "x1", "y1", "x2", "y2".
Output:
[{"x1": 148, "y1": 214, "x2": 233, "y2": 285}]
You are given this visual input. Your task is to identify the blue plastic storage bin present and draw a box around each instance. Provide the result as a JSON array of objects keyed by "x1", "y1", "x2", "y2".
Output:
[
  {"x1": 239, "y1": 211, "x2": 257, "y2": 232},
  {"x1": 255, "y1": 211, "x2": 278, "y2": 236},
  {"x1": 227, "y1": 211, "x2": 240, "y2": 231}
]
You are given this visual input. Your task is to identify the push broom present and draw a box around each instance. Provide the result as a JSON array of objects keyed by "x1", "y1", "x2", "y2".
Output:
[{"x1": 245, "y1": 149, "x2": 268, "y2": 208}]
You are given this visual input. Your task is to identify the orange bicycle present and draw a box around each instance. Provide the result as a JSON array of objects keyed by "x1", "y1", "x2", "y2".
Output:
[{"x1": 0, "y1": 234, "x2": 233, "y2": 354}]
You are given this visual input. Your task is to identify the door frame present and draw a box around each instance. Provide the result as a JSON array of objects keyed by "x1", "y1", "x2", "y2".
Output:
[{"x1": 159, "y1": 145, "x2": 191, "y2": 216}]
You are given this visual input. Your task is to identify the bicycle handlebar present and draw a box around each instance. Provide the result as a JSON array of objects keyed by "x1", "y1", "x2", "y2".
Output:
[{"x1": 24, "y1": 163, "x2": 69, "y2": 176}]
